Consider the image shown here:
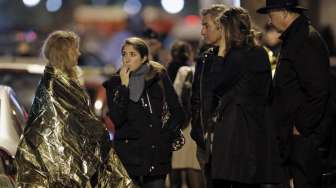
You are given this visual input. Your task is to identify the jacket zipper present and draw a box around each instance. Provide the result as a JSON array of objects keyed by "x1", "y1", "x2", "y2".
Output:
[
  {"x1": 146, "y1": 91, "x2": 153, "y2": 114},
  {"x1": 199, "y1": 54, "x2": 207, "y2": 137}
]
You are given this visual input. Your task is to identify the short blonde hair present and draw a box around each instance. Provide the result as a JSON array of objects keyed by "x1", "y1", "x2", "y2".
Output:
[
  {"x1": 42, "y1": 30, "x2": 80, "y2": 79},
  {"x1": 201, "y1": 4, "x2": 228, "y2": 19}
]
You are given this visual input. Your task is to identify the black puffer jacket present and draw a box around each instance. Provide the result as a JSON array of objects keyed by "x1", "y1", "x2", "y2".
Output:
[{"x1": 104, "y1": 61, "x2": 185, "y2": 177}]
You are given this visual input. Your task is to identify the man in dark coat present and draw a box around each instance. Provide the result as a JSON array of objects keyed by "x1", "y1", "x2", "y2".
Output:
[
  {"x1": 257, "y1": 1, "x2": 331, "y2": 187},
  {"x1": 190, "y1": 4, "x2": 227, "y2": 188}
]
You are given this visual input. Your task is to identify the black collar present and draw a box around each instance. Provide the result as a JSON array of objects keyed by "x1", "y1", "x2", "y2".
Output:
[{"x1": 279, "y1": 15, "x2": 309, "y2": 42}]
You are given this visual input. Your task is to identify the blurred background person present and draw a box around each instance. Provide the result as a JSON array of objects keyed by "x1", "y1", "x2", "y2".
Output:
[
  {"x1": 141, "y1": 28, "x2": 164, "y2": 63},
  {"x1": 169, "y1": 40, "x2": 205, "y2": 188},
  {"x1": 104, "y1": 37, "x2": 185, "y2": 188},
  {"x1": 262, "y1": 24, "x2": 281, "y2": 57},
  {"x1": 262, "y1": 24, "x2": 282, "y2": 71},
  {"x1": 167, "y1": 40, "x2": 193, "y2": 82}
]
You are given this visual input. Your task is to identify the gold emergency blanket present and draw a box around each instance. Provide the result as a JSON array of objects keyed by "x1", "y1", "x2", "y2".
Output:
[{"x1": 15, "y1": 65, "x2": 136, "y2": 188}]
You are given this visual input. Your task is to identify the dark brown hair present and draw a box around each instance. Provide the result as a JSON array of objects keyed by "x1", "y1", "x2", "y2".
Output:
[
  {"x1": 121, "y1": 37, "x2": 149, "y2": 62},
  {"x1": 219, "y1": 7, "x2": 257, "y2": 51},
  {"x1": 170, "y1": 40, "x2": 192, "y2": 63}
]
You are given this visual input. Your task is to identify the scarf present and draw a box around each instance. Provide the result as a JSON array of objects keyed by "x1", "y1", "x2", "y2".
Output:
[{"x1": 129, "y1": 63, "x2": 149, "y2": 102}]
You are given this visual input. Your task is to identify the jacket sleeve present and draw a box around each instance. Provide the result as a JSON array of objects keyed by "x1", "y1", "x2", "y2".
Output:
[
  {"x1": 190, "y1": 58, "x2": 206, "y2": 149},
  {"x1": 161, "y1": 72, "x2": 186, "y2": 132},
  {"x1": 292, "y1": 34, "x2": 330, "y2": 137},
  {"x1": 103, "y1": 78, "x2": 129, "y2": 129}
]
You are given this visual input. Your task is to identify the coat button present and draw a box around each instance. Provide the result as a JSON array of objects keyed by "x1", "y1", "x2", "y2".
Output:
[
  {"x1": 125, "y1": 139, "x2": 129, "y2": 144},
  {"x1": 149, "y1": 166, "x2": 155, "y2": 172},
  {"x1": 151, "y1": 145, "x2": 155, "y2": 149},
  {"x1": 149, "y1": 124, "x2": 153, "y2": 128}
]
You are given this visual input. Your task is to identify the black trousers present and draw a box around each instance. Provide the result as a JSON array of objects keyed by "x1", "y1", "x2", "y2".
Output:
[
  {"x1": 290, "y1": 135, "x2": 323, "y2": 188},
  {"x1": 212, "y1": 180, "x2": 260, "y2": 188},
  {"x1": 131, "y1": 175, "x2": 166, "y2": 188},
  {"x1": 170, "y1": 169, "x2": 205, "y2": 188}
]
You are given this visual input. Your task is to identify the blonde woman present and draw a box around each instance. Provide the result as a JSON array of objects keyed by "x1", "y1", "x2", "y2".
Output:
[{"x1": 15, "y1": 30, "x2": 135, "y2": 188}]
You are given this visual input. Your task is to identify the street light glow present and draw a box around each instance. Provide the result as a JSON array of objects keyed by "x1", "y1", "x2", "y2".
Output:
[
  {"x1": 161, "y1": 0, "x2": 184, "y2": 14},
  {"x1": 46, "y1": 0, "x2": 62, "y2": 12},
  {"x1": 123, "y1": 0, "x2": 142, "y2": 15},
  {"x1": 22, "y1": 0, "x2": 40, "y2": 7}
]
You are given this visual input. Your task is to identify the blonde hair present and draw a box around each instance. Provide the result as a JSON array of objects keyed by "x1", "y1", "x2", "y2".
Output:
[
  {"x1": 201, "y1": 4, "x2": 228, "y2": 19},
  {"x1": 42, "y1": 30, "x2": 80, "y2": 79}
]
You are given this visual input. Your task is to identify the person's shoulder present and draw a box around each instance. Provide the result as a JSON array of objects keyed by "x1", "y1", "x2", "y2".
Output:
[
  {"x1": 177, "y1": 66, "x2": 193, "y2": 78},
  {"x1": 146, "y1": 61, "x2": 166, "y2": 80},
  {"x1": 103, "y1": 73, "x2": 121, "y2": 89},
  {"x1": 307, "y1": 26, "x2": 326, "y2": 45}
]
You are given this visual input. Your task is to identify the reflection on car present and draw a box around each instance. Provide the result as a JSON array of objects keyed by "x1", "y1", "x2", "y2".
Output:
[{"x1": 0, "y1": 85, "x2": 27, "y2": 188}]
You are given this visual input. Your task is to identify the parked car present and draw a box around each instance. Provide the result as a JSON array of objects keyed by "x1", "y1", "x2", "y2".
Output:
[{"x1": 0, "y1": 85, "x2": 27, "y2": 188}]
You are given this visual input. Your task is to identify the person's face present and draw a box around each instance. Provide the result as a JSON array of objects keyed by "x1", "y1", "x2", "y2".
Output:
[
  {"x1": 145, "y1": 38, "x2": 162, "y2": 57},
  {"x1": 122, "y1": 44, "x2": 147, "y2": 72},
  {"x1": 201, "y1": 14, "x2": 222, "y2": 45},
  {"x1": 268, "y1": 10, "x2": 287, "y2": 32},
  {"x1": 264, "y1": 29, "x2": 281, "y2": 47}
]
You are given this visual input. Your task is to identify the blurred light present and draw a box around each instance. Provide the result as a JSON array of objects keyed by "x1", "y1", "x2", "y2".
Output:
[
  {"x1": 91, "y1": 0, "x2": 108, "y2": 5},
  {"x1": 233, "y1": 0, "x2": 241, "y2": 7},
  {"x1": 16, "y1": 32, "x2": 26, "y2": 41},
  {"x1": 184, "y1": 15, "x2": 200, "y2": 26},
  {"x1": 94, "y1": 100, "x2": 103, "y2": 110},
  {"x1": 123, "y1": 0, "x2": 142, "y2": 15},
  {"x1": 161, "y1": 0, "x2": 184, "y2": 14},
  {"x1": 25, "y1": 31, "x2": 37, "y2": 42},
  {"x1": 46, "y1": 0, "x2": 62, "y2": 12},
  {"x1": 22, "y1": 0, "x2": 40, "y2": 7}
]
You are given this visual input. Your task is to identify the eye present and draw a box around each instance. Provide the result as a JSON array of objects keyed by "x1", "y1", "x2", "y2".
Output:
[
  {"x1": 130, "y1": 52, "x2": 136, "y2": 57},
  {"x1": 122, "y1": 52, "x2": 126, "y2": 56}
]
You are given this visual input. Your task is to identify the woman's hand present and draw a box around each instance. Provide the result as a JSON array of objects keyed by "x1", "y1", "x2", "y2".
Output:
[{"x1": 120, "y1": 65, "x2": 130, "y2": 87}]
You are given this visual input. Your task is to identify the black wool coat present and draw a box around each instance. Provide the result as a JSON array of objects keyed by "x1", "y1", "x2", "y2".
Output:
[
  {"x1": 272, "y1": 15, "x2": 331, "y2": 183},
  {"x1": 103, "y1": 61, "x2": 185, "y2": 177},
  {"x1": 209, "y1": 46, "x2": 285, "y2": 184}
]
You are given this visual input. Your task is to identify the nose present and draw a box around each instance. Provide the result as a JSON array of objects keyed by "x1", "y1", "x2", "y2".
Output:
[{"x1": 123, "y1": 56, "x2": 130, "y2": 64}]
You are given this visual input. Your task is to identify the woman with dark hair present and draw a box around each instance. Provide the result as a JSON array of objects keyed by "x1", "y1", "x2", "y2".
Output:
[
  {"x1": 208, "y1": 7, "x2": 285, "y2": 187},
  {"x1": 104, "y1": 37, "x2": 185, "y2": 188}
]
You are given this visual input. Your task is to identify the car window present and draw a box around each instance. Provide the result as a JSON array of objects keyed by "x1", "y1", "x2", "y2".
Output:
[{"x1": 0, "y1": 71, "x2": 41, "y2": 110}]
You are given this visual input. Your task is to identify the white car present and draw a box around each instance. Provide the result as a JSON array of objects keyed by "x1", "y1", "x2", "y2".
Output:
[{"x1": 0, "y1": 85, "x2": 27, "y2": 188}]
